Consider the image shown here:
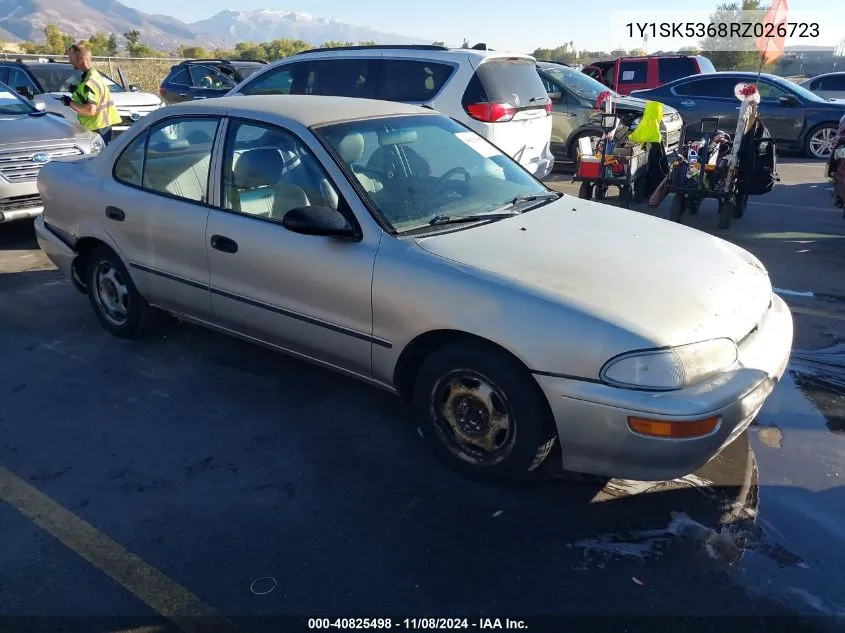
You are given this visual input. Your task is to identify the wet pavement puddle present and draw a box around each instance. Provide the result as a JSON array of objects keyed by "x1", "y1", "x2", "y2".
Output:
[{"x1": 568, "y1": 345, "x2": 845, "y2": 623}]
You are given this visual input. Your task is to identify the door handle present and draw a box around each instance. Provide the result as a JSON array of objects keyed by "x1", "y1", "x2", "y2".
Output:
[
  {"x1": 210, "y1": 234, "x2": 238, "y2": 253},
  {"x1": 105, "y1": 206, "x2": 125, "y2": 221},
  {"x1": 195, "y1": 95, "x2": 207, "y2": 99},
  {"x1": 178, "y1": 93, "x2": 187, "y2": 97},
  {"x1": 680, "y1": 100, "x2": 695, "y2": 107}
]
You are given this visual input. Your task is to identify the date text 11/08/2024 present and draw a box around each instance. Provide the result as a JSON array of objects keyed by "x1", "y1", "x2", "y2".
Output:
[{"x1": 307, "y1": 618, "x2": 528, "y2": 630}]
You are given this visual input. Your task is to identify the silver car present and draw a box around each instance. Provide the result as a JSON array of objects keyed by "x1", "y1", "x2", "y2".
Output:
[
  {"x1": 0, "y1": 81, "x2": 103, "y2": 224},
  {"x1": 34, "y1": 95, "x2": 793, "y2": 483}
]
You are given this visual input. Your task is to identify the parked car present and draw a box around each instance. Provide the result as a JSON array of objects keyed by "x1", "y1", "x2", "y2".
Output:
[
  {"x1": 800, "y1": 72, "x2": 845, "y2": 101},
  {"x1": 0, "y1": 81, "x2": 103, "y2": 224},
  {"x1": 632, "y1": 71, "x2": 845, "y2": 159},
  {"x1": 582, "y1": 55, "x2": 716, "y2": 96},
  {"x1": 35, "y1": 94, "x2": 792, "y2": 483},
  {"x1": 536, "y1": 60, "x2": 683, "y2": 164},
  {"x1": 158, "y1": 59, "x2": 268, "y2": 104},
  {"x1": 0, "y1": 59, "x2": 162, "y2": 135},
  {"x1": 225, "y1": 44, "x2": 555, "y2": 179}
]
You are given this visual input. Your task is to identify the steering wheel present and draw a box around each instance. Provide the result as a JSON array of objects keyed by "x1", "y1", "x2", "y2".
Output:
[{"x1": 439, "y1": 166, "x2": 471, "y2": 195}]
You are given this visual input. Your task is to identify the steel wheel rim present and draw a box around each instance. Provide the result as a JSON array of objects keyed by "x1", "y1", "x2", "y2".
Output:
[
  {"x1": 809, "y1": 128, "x2": 836, "y2": 158},
  {"x1": 429, "y1": 369, "x2": 517, "y2": 466},
  {"x1": 93, "y1": 261, "x2": 130, "y2": 326}
]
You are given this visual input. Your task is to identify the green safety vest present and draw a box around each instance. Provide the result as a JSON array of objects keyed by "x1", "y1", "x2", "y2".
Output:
[{"x1": 71, "y1": 68, "x2": 121, "y2": 131}]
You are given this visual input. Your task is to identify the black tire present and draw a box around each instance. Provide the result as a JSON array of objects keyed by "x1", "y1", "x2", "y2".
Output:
[
  {"x1": 718, "y1": 198, "x2": 735, "y2": 230},
  {"x1": 85, "y1": 245, "x2": 156, "y2": 339},
  {"x1": 687, "y1": 198, "x2": 700, "y2": 214},
  {"x1": 735, "y1": 193, "x2": 748, "y2": 218},
  {"x1": 412, "y1": 340, "x2": 558, "y2": 483},
  {"x1": 621, "y1": 186, "x2": 633, "y2": 209},
  {"x1": 578, "y1": 182, "x2": 592, "y2": 200},
  {"x1": 669, "y1": 193, "x2": 685, "y2": 222},
  {"x1": 804, "y1": 123, "x2": 838, "y2": 160},
  {"x1": 594, "y1": 185, "x2": 607, "y2": 200}
]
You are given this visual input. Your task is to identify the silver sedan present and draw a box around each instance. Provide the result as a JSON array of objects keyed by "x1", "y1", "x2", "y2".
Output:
[{"x1": 34, "y1": 95, "x2": 793, "y2": 483}]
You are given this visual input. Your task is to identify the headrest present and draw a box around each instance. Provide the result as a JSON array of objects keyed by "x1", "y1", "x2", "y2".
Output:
[
  {"x1": 337, "y1": 131, "x2": 365, "y2": 163},
  {"x1": 233, "y1": 149, "x2": 283, "y2": 189}
]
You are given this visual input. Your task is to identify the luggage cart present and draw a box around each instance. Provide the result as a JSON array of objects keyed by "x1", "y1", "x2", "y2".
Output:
[{"x1": 573, "y1": 112, "x2": 649, "y2": 209}]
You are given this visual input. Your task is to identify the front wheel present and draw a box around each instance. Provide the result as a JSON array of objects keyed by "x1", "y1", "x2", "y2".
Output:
[
  {"x1": 86, "y1": 246, "x2": 157, "y2": 338},
  {"x1": 412, "y1": 341, "x2": 558, "y2": 483}
]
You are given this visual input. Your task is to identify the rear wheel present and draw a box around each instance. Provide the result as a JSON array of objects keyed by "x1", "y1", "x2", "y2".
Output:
[
  {"x1": 718, "y1": 198, "x2": 735, "y2": 230},
  {"x1": 805, "y1": 124, "x2": 838, "y2": 159},
  {"x1": 578, "y1": 182, "x2": 592, "y2": 200},
  {"x1": 412, "y1": 341, "x2": 558, "y2": 483},
  {"x1": 669, "y1": 193, "x2": 685, "y2": 222},
  {"x1": 621, "y1": 186, "x2": 633, "y2": 209},
  {"x1": 86, "y1": 246, "x2": 156, "y2": 338},
  {"x1": 687, "y1": 198, "x2": 700, "y2": 214}
]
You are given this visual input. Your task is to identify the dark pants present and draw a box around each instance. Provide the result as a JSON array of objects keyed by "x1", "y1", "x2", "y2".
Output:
[{"x1": 97, "y1": 127, "x2": 113, "y2": 145}]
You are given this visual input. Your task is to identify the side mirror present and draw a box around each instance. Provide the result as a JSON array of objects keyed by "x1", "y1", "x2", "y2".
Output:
[
  {"x1": 129, "y1": 84, "x2": 141, "y2": 92},
  {"x1": 548, "y1": 91, "x2": 563, "y2": 103},
  {"x1": 34, "y1": 101, "x2": 46, "y2": 111},
  {"x1": 282, "y1": 205, "x2": 358, "y2": 239},
  {"x1": 778, "y1": 95, "x2": 798, "y2": 107},
  {"x1": 15, "y1": 86, "x2": 33, "y2": 99}
]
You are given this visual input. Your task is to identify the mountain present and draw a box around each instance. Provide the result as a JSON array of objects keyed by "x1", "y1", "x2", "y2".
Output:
[
  {"x1": 191, "y1": 9, "x2": 429, "y2": 47},
  {"x1": 0, "y1": 0, "x2": 221, "y2": 50}
]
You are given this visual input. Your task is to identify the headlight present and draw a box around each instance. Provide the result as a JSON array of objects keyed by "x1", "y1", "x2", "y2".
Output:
[
  {"x1": 90, "y1": 135, "x2": 105, "y2": 154},
  {"x1": 600, "y1": 338, "x2": 738, "y2": 390}
]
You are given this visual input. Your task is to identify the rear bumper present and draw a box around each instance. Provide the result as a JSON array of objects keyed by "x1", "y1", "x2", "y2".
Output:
[{"x1": 535, "y1": 293, "x2": 794, "y2": 481}]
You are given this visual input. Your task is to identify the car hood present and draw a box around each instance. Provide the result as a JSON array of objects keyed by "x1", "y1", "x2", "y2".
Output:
[
  {"x1": 414, "y1": 197, "x2": 772, "y2": 348},
  {"x1": 40, "y1": 90, "x2": 162, "y2": 107},
  {"x1": 0, "y1": 112, "x2": 92, "y2": 146}
]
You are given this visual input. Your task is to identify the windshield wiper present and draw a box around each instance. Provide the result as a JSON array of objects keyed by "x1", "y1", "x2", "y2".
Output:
[
  {"x1": 427, "y1": 211, "x2": 521, "y2": 226},
  {"x1": 492, "y1": 191, "x2": 562, "y2": 213}
]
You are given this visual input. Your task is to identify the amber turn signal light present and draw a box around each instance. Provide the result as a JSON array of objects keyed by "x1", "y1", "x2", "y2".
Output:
[{"x1": 628, "y1": 416, "x2": 720, "y2": 438}]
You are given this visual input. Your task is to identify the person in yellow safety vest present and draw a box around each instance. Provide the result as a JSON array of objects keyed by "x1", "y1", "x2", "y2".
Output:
[{"x1": 61, "y1": 43, "x2": 121, "y2": 144}]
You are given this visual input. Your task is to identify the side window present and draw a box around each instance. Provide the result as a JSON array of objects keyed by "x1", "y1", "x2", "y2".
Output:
[
  {"x1": 673, "y1": 77, "x2": 736, "y2": 98},
  {"x1": 618, "y1": 61, "x2": 648, "y2": 84},
  {"x1": 301, "y1": 59, "x2": 376, "y2": 99},
  {"x1": 241, "y1": 66, "x2": 296, "y2": 95},
  {"x1": 221, "y1": 120, "x2": 342, "y2": 221},
  {"x1": 820, "y1": 75, "x2": 845, "y2": 91},
  {"x1": 140, "y1": 117, "x2": 219, "y2": 203},
  {"x1": 8, "y1": 68, "x2": 38, "y2": 94},
  {"x1": 658, "y1": 58, "x2": 697, "y2": 83},
  {"x1": 114, "y1": 132, "x2": 147, "y2": 187},
  {"x1": 188, "y1": 65, "x2": 235, "y2": 90},
  {"x1": 757, "y1": 81, "x2": 790, "y2": 102},
  {"x1": 0, "y1": 66, "x2": 9, "y2": 85},
  {"x1": 377, "y1": 60, "x2": 454, "y2": 102},
  {"x1": 169, "y1": 68, "x2": 190, "y2": 87}
]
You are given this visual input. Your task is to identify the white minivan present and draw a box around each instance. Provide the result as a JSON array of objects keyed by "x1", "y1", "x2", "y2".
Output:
[{"x1": 226, "y1": 44, "x2": 555, "y2": 179}]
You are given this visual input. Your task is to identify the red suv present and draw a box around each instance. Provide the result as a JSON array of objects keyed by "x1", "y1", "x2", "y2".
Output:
[{"x1": 582, "y1": 55, "x2": 716, "y2": 96}]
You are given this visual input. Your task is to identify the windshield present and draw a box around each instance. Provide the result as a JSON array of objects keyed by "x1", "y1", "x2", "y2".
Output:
[
  {"x1": 0, "y1": 83, "x2": 35, "y2": 115},
  {"x1": 544, "y1": 65, "x2": 618, "y2": 101},
  {"x1": 315, "y1": 114, "x2": 551, "y2": 233},
  {"x1": 26, "y1": 65, "x2": 124, "y2": 93}
]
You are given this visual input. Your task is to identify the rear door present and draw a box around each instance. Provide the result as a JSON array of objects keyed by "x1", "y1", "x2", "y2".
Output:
[
  {"x1": 163, "y1": 67, "x2": 192, "y2": 103},
  {"x1": 615, "y1": 59, "x2": 649, "y2": 95},
  {"x1": 375, "y1": 58, "x2": 455, "y2": 106},
  {"x1": 460, "y1": 57, "x2": 552, "y2": 171},
  {"x1": 669, "y1": 76, "x2": 743, "y2": 136},
  {"x1": 187, "y1": 64, "x2": 236, "y2": 100}
]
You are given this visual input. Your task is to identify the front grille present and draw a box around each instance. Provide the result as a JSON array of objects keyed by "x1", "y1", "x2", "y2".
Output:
[
  {"x1": 0, "y1": 144, "x2": 83, "y2": 183},
  {"x1": 0, "y1": 194, "x2": 42, "y2": 212},
  {"x1": 117, "y1": 105, "x2": 159, "y2": 126}
]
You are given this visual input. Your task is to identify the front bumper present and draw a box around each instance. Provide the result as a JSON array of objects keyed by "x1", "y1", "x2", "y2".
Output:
[
  {"x1": 535, "y1": 293, "x2": 794, "y2": 481},
  {"x1": 0, "y1": 179, "x2": 43, "y2": 223}
]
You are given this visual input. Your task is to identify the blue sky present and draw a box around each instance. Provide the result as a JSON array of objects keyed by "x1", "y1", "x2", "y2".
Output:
[{"x1": 120, "y1": 0, "x2": 841, "y2": 53}]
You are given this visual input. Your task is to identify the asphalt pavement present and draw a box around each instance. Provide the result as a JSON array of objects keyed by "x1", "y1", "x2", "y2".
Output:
[{"x1": 1, "y1": 157, "x2": 844, "y2": 633}]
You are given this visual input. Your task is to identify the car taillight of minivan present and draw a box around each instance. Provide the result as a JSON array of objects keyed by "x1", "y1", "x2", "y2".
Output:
[
  {"x1": 544, "y1": 101, "x2": 552, "y2": 115},
  {"x1": 465, "y1": 102, "x2": 516, "y2": 123}
]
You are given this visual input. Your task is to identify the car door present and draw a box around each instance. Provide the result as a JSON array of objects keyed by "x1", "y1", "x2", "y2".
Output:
[
  {"x1": 538, "y1": 71, "x2": 579, "y2": 160},
  {"x1": 756, "y1": 79, "x2": 806, "y2": 143},
  {"x1": 670, "y1": 76, "x2": 741, "y2": 137},
  {"x1": 204, "y1": 117, "x2": 380, "y2": 378},
  {"x1": 163, "y1": 67, "x2": 192, "y2": 103},
  {"x1": 101, "y1": 115, "x2": 221, "y2": 318}
]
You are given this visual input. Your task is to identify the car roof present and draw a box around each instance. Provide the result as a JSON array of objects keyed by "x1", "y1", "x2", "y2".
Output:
[
  {"x1": 170, "y1": 94, "x2": 432, "y2": 126},
  {"x1": 292, "y1": 45, "x2": 534, "y2": 62}
]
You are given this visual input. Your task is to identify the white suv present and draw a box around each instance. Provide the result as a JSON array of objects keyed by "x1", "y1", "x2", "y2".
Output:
[{"x1": 226, "y1": 45, "x2": 554, "y2": 179}]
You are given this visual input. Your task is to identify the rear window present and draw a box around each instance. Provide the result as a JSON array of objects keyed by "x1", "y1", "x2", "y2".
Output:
[
  {"x1": 618, "y1": 60, "x2": 648, "y2": 84},
  {"x1": 233, "y1": 65, "x2": 263, "y2": 80},
  {"x1": 658, "y1": 58, "x2": 698, "y2": 83},
  {"x1": 377, "y1": 60, "x2": 454, "y2": 102},
  {"x1": 169, "y1": 68, "x2": 190, "y2": 86},
  {"x1": 819, "y1": 75, "x2": 845, "y2": 91},
  {"x1": 695, "y1": 56, "x2": 717, "y2": 73},
  {"x1": 673, "y1": 77, "x2": 739, "y2": 98},
  {"x1": 462, "y1": 58, "x2": 548, "y2": 109},
  {"x1": 300, "y1": 58, "x2": 377, "y2": 99}
]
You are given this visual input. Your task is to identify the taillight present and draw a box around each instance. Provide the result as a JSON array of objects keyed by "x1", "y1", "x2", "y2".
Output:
[
  {"x1": 465, "y1": 102, "x2": 516, "y2": 123},
  {"x1": 544, "y1": 101, "x2": 552, "y2": 115}
]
